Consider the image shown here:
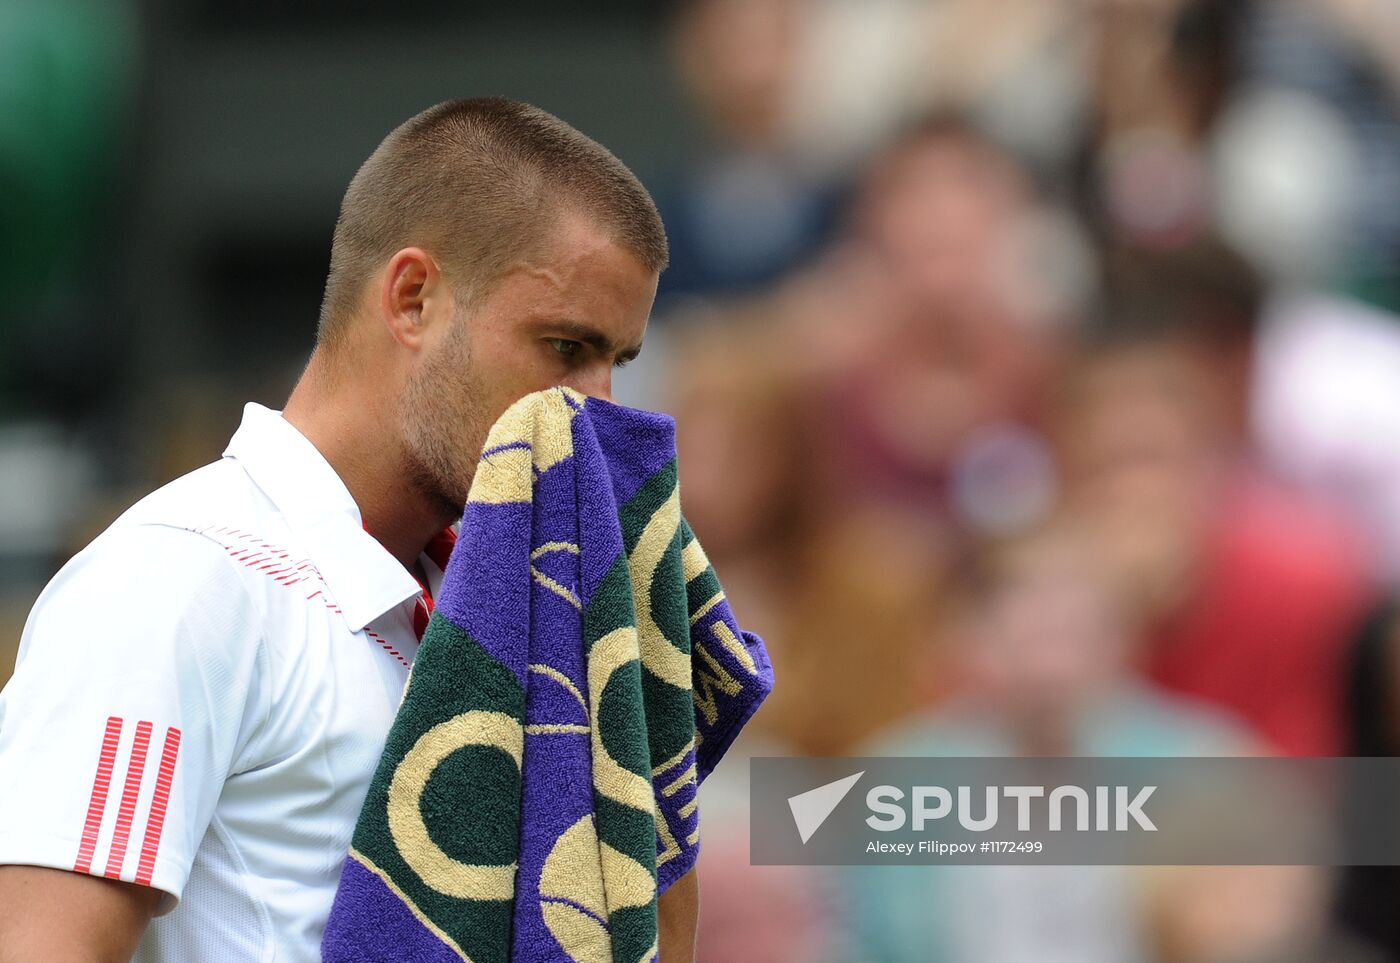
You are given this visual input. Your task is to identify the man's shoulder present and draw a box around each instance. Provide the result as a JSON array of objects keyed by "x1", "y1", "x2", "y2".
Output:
[
  {"x1": 113, "y1": 457, "x2": 267, "y2": 533},
  {"x1": 32, "y1": 458, "x2": 283, "y2": 627}
]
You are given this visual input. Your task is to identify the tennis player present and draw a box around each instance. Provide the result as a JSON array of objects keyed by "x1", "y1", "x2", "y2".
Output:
[{"x1": 0, "y1": 97, "x2": 695, "y2": 961}]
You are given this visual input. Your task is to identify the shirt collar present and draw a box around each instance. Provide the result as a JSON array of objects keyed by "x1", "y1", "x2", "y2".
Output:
[{"x1": 223, "y1": 402, "x2": 422, "y2": 632}]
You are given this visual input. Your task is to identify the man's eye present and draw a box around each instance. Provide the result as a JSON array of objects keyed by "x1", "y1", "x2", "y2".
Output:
[{"x1": 547, "y1": 338, "x2": 580, "y2": 358}]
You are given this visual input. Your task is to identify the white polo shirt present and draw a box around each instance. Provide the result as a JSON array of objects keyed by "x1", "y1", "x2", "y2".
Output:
[{"x1": 0, "y1": 403, "x2": 444, "y2": 961}]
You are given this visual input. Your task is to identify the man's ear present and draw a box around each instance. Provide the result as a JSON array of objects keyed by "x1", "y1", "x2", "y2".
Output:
[{"x1": 380, "y1": 247, "x2": 448, "y2": 350}]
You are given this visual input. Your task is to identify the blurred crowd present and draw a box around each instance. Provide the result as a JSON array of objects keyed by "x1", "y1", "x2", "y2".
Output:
[
  {"x1": 649, "y1": 0, "x2": 1400, "y2": 961},
  {"x1": 7, "y1": 0, "x2": 1400, "y2": 960}
]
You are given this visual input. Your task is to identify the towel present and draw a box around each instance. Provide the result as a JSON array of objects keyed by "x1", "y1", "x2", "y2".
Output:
[{"x1": 322, "y1": 386, "x2": 774, "y2": 963}]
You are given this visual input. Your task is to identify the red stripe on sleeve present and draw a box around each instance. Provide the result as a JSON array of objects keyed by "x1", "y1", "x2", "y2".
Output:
[
  {"x1": 103, "y1": 720, "x2": 153, "y2": 880},
  {"x1": 73, "y1": 717, "x2": 123, "y2": 874},
  {"x1": 134, "y1": 727, "x2": 182, "y2": 886}
]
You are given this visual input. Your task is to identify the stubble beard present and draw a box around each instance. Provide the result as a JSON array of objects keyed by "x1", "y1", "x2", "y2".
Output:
[{"x1": 399, "y1": 316, "x2": 489, "y2": 522}]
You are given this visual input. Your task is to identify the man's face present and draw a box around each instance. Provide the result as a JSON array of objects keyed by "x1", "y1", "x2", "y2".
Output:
[{"x1": 400, "y1": 210, "x2": 659, "y2": 517}]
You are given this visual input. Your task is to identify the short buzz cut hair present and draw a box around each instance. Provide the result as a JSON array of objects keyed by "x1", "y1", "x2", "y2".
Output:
[{"x1": 315, "y1": 96, "x2": 668, "y2": 350}]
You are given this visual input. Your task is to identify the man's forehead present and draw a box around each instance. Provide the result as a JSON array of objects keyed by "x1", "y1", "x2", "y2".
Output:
[
  {"x1": 522, "y1": 231, "x2": 653, "y2": 287},
  {"x1": 506, "y1": 254, "x2": 654, "y2": 314},
  {"x1": 504, "y1": 215, "x2": 649, "y2": 284}
]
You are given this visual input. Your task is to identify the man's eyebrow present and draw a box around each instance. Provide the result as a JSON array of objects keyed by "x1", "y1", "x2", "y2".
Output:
[{"x1": 544, "y1": 319, "x2": 643, "y2": 360}]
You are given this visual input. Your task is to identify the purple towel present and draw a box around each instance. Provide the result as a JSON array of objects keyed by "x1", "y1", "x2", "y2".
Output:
[{"x1": 322, "y1": 386, "x2": 773, "y2": 962}]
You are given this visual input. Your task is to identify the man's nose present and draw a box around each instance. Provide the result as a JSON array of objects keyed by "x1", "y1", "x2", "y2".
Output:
[{"x1": 563, "y1": 365, "x2": 614, "y2": 403}]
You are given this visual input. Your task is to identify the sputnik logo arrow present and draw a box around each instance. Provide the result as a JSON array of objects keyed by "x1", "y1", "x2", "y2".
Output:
[{"x1": 787, "y1": 771, "x2": 864, "y2": 844}]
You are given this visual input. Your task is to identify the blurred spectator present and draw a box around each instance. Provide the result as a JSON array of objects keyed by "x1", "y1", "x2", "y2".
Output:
[
  {"x1": 1079, "y1": 0, "x2": 1232, "y2": 249},
  {"x1": 783, "y1": 0, "x2": 1091, "y2": 180},
  {"x1": 1079, "y1": 0, "x2": 1400, "y2": 585},
  {"x1": 871, "y1": 518, "x2": 1254, "y2": 759},
  {"x1": 911, "y1": 0, "x2": 1090, "y2": 175},
  {"x1": 837, "y1": 519, "x2": 1309, "y2": 963},
  {"x1": 670, "y1": 309, "x2": 809, "y2": 641},
  {"x1": 1058, "y1": 242, "x2": 1376, "y2": 755},
  {"x1": 671, "y1": 314, "x2": 951, "y2": 756},
  {"x1": 1076, "y1": 0, "x2": 1399, "y2": 306},
  {"x1": 672, "y1": 115, "x2": 1097, "y2": 756},
  {"x1": 1238, "y1": 0, "x2": 1400, "y2": 306},
  {"x1": 812, "y1": 116, "x2": 1090, "y2": 537},
  {"x1": 654, "y1": 0, "x2": 847, "y2": 304},
  {"x1": 1253, "y1": 289, "x2": 1400, "y2": 586}
]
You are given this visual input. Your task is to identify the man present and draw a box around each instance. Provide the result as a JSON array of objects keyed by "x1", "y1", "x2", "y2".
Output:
[{"x1": 0, "y1": 97, "x2": 697, "y2": 962}]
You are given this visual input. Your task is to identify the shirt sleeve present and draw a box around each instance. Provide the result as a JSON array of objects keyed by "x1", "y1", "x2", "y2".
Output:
[{"x1": 0, "y1": 522, "x2": 265, "y2": 913}]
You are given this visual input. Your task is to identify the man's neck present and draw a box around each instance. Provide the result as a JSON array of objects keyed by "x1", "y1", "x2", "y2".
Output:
[{"x1": 282, "y1": 358, "x2": 453, "y2": 570}]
